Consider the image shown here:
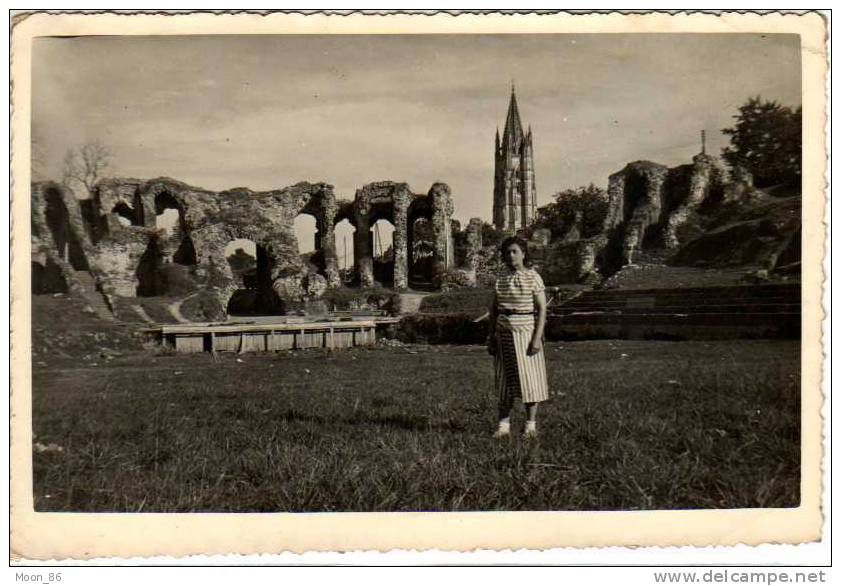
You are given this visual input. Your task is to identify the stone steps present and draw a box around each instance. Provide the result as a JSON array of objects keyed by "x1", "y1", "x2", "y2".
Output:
[
  {"x1": 547, "y1": 283, "x2": 800, "y2": 340},
  {"x1": 558, "y1": 304, "x2": 800, "y2": 315},
  {"x1": 107, "y1": 298, "x2": 151, "y2": 324},
  {"x1": 109, "y1": 296, "x2": 183, "y2": 325},
  {"x1": 72, "y1": 270, "x2": 115, "y2": 320},
  {"x1": 600, "y1": 264, "x2": 760, "y2": 290},
  {"x1": 583, "y1": 283, "x2": 798, "y2": 299}
]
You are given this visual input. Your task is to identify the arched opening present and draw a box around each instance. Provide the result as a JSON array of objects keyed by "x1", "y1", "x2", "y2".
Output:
[
  {"x1": 43, "y1": 187, "x2": 89, "y2": 271},
  {"x1": 294, "y1": 213, "x2": 318, "y2": 254},
  {"x1": 111, "y1": 202, "x2": 138, "y2": 227},
  {"x1": 334, "y1": 218, "x2": 356, "y2": 284},
  {"x1": 224, "y1": 238, "x2": 283, "y2": 316},
  {"x1": 136, "y1": 237, "x2": 167, "y2": 297},
  {"x1": 148, "y1": 191, "x2": 198, "y2": 293},
  {"x1": 294, "y1": 212, "x2": 326, "y2": 277},
  {"x1": 623, "y1": 172, "x2": 649, "y2": 223},
  {"x1": 408, "y1": 215, "x2": 435, "y2": 288},
  {"x1": 154, "y1": 191, "x2": 184, "y2": 238},
  {"x1": 370, "y1": 218, "x2": 395, "y2": 287},
  {"x1": 156, "y1": 208, "x2": 179, "y2": 235}
]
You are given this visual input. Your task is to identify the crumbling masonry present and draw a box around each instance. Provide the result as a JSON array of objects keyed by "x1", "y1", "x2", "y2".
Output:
[{"x1": 31, "y1": 177, "x2": 454, "y2": 315}]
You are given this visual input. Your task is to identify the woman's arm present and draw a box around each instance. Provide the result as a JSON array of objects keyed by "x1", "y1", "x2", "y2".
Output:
[
  {"x1": 528, "y1": 289, "x2": 547, "y2": 355},
  {"x1": 486, "y1": 290, "x2": 498, "y2": 355}
]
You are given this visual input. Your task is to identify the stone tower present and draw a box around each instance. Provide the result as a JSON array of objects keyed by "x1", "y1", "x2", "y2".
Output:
[{"x1": 493, "y1": 85, "x2": 536, "y2": 233}]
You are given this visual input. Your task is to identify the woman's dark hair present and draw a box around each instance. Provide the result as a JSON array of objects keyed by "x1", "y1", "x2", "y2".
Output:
[{"x1": 499, "y1": 235, "x2": 532, "y2": 267}]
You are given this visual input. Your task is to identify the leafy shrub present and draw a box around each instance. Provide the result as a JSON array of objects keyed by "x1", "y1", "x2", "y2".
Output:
[
  {"x1": 533, "y1": 184, "x2": 609, "y2": 240},
  {"x1": 439, "y1": 269, "x2": 475, "y2": 292},
  {"x1": 319, "y1": 287, "x2": 395, "y2": 312},
  {"x1": 418, "y1": 288, "x2": 494, "y2": 317},
  {"x1": 394, "y1": 314, "x2": 489, "y2": 345}
]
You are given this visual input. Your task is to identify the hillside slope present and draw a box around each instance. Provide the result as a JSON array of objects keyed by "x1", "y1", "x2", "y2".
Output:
[{"x1": 671, "y1": 190, "x2": 800, "y2": 273}]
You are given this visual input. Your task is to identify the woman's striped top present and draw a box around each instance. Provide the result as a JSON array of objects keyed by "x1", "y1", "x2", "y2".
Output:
[{"x1": 495, "y1": 268, "x2": 545, "y2": 331}]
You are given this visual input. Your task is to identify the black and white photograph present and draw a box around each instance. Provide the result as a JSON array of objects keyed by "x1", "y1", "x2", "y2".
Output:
[{"x1": 11, "y1": 11, "x2": 827, "y2": 559}]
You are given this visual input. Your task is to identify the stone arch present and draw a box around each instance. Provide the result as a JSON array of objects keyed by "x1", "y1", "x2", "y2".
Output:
[
  {"x1": 407, "y1": 196, "x2": 435, "y2": 288},
  {"x1": 334, "y1": 200, "x2": 356, "y2": 227},
  {"x1": 606, "y1": 162, "x2": 668, "y2": 266},
  {"x1": 370, "y1": 217, "x2": 396, "y2": 287},
  {"x1": 88, "y1": 179, "x2": 145, "y2": 241},
  {"x1": 294, "y1": 211, "x2": 325, "y2": 279},
  {"x1": 414, "y1": 183, "x2": 454, "y2": 288},
  {"x1": 294, "y1": 213, "x2": 319, "y2": 253},
  {"x1": 222, "y1": 236, "x2": 284, "y2": 316},
  {"x1": 353, "y1": 181, "x2": 411, "y2": 289},
  {"x1": 623, "y1": 169, "x2": 650, "y2": 224},
  {"x1": 290, "y1": 183, "x2": 339, "y2": 287},
  {"x1": 189, "y1": 223, "x2": 285, "y2": 316},
  {"x1": 154, "y1": 189, "x2": 185, "y2": 230},
  {"x1": 333, "y1": 202, "x2": 358, "y2": 273},
  {"x1": 333, "y1": 218, "x2": 356, "y2": 282},
  {"x1": 149, "y1": 187, "x2": 194, "y2": 267},
  {"x1": 111, "y1": 201, "x2": 138, "y2": 227}
]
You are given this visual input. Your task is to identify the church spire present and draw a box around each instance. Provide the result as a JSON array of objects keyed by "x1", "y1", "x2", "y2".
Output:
[
  {"x1": 493, "y1": 84, "x2": 536, "y2": 233},
  {"x1": 502, "y1": 84, "x2": 524, "y2": 147}
]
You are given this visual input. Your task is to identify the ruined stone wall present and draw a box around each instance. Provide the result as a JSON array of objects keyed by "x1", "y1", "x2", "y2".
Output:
[
  {"x1": 353, "y1": 181, "x2": 412, "y2": 288},
  {"x1": 354, "y1": 181, "x2": 454, "y2": 290},
  {"x1": 662, "y1": 154, "x2": 727, "y2": 248},
  {"x1": 605, "y1": 161, "x2": 669, "y2": 265},
  {"x1": 87, "y1": 227, "x2": 158, "y2": 297},
  {"x1": 92, "y1": 178, "x2": 147, "y2": 232},
  {"x1": 36, "y1": 175, "x2": 454, "y2": 316},
  {"x1": 30, "y1": 181, "x2": 96, "y2": 295},
  {"x1": 427, "y1": 182, "x2": 455, "y2": 286},
  {"x1": 538, "y1": 236, "x2": 606, "y2": 285},
  {"x1": 463, "y1": 217, "x2": 483, "y2": 274}
]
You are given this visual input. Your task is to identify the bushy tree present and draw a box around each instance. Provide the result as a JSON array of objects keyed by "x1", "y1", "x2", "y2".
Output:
[
  {"x1": 721, "y1": 97, "x2": 801, "y2": 188},
  {"x1": 480, "y1": 222, "x2": 506, "y2": 248},
  {"x1": 534, "y1": 183, "x2": 608, "y2": 239}
]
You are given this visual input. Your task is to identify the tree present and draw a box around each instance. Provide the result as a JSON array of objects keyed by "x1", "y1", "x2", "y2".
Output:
[
  {"x1": 721, "y1": 96, "x2": 801, "y2": 188},
  {"x1": 480, "y1": 222, "x2": 506, "y2": 248},
  {"x1": 62, "y1": 141, "x2": 113, "y2": 197},
  {"x1": 534, "y1": 183, "x2": 608, "y2": 240}
]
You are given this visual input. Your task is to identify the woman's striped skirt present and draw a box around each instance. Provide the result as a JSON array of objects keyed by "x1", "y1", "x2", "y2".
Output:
[{"x1": 494, "y1": 325, "x2": 550, "y2": 408}]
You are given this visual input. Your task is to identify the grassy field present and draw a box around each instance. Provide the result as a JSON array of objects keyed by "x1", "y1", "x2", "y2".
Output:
[{"x1": 31, "y1": 339, "x2": 800, "y2": 512}]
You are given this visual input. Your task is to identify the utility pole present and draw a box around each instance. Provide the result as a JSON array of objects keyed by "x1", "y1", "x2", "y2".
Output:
[{"x1": 701, "y1": 129, "x2": 706, "y2": 155}]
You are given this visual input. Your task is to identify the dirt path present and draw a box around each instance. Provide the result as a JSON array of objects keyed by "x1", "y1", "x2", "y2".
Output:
[
  {"x1": 168, "y1": 293, "x2": 197, "y2": 323},
  {"x1": 396, "y1": 291, "x2": 430, "y2": 314}
]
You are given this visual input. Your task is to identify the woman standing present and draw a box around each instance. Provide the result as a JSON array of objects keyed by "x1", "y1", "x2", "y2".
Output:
[{"x1": 486, "y1": 236, "x2": 550, "y2": 439}]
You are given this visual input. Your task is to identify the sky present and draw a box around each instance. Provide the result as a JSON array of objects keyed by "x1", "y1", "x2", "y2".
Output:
[{"x1": 32, "y1": 33, "x2": 801, "y2": 231}]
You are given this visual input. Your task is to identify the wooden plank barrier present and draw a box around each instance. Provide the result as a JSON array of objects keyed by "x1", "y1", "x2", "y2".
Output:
[{"x1": 155, "y1": 320, "x2": 385, "y2": 354}]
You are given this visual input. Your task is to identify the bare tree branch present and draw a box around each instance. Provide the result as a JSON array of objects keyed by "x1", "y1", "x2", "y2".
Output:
[{"x1": 62, "y1": 141, "x2": 113, "y2": 196}]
